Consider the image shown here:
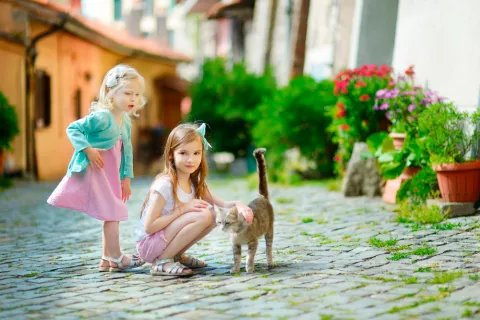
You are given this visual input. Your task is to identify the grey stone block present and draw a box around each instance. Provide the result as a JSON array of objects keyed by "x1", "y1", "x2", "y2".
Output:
[{"x1": 427, "y1": 199, "x2": 480, "y2": 217}]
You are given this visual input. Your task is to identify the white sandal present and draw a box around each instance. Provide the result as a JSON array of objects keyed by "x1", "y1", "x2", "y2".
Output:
[
  {"x1": 98, "y1": 256, "x2": 111, "y2": 272},
  {"x1": 108, "y1": 254, "x2": 145, "y2": 272},
  {"x1": 150, "y1": 258, "x2": 193, "y2": 276}
]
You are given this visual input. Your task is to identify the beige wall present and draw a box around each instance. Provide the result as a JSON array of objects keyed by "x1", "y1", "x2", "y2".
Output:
[
  {"x1": 393, "y1": 0, "x2": 480, "y2": 111},
  {"x1": 0, "y1": 39, "x2": 26, "y2": 173}
]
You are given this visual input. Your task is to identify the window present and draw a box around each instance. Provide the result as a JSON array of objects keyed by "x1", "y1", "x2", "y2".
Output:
[
  {"x1": 74, "y1": 88, "x2": 82, "y2": 119},
  {"x1": 144, "y1": 0, "x2": 154, "y2": 16},
  {"x1": 114, "y1": 0, "x2": 122, "y2": 21},
  {"x1": 35, "y1": 70, "x2": 51, "y2": 128}
]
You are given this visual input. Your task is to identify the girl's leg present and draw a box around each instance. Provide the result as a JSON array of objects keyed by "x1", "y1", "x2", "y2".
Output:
[
  {"x1": 99, "y1": 229, "x2": 110, "y2": 268},
  {"x1": 152, "y1": 209, "x2": 213, "y2": 272},
  {"x1": 103, "y1": 221, "x2": 132, "y2": 267},
  {"x1": 176, "y1": 218, "x2": 216, "y2": 256}
]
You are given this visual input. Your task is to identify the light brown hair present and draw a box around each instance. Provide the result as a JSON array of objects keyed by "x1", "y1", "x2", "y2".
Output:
[{"x1": 140, "y1": 123, "x2": 210, "y2": 217}]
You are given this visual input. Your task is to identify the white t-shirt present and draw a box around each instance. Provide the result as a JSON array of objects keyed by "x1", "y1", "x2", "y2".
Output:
[{"x1": 135, "y1": 177, "x2": 195, "y2": 241}]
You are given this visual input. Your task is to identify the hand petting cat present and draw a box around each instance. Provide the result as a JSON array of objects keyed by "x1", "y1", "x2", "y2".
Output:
[{"x1": 235, "y1": 201, "x2": 254, "y2": 225}]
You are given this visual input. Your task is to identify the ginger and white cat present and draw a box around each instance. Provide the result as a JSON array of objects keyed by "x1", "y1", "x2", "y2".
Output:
[{"x1": 215, "y1": 148, "x2": 274, "y2": 273}]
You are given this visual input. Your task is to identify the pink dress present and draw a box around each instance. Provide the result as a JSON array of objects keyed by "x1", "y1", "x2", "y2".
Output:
[{"x1": 47, "y1": 137, "x2": 128, "y2": 221}]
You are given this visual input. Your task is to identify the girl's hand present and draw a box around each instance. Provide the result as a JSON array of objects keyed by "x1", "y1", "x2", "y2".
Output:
[
  {"x1": 235, "y1": 201, "x2": 254, "y2": 225},
  {"x1": 121, "y1": 178, "x2": 131, "y2": 202},
  {"x1": 84, "y1": 147, "x2": 105, "y2": 169},
  {"x1": 181, "y1": 199, "x2": 209, "y2": 214}
]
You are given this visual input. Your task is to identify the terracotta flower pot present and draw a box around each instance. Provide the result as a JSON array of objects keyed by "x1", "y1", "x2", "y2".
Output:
[
  {"x1": 433, "y1": 160, "x2": 480, "y2": 202},
  {"x1": 382, "y1": 166, "x2": 421, "y2": 204},
  {"x1": 389, "y1": 132, "x2": 406, "y2": 150}
]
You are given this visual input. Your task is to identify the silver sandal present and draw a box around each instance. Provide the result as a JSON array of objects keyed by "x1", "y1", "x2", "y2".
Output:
[
  {"x1": 108, "y1": 254, "x2": 145, "y2": 272},
  {"x1": 151, "y1": 258, "x2": 193, "y2": 276}
]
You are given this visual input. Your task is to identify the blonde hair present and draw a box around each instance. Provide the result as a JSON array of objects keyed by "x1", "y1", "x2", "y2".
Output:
[
  {"x1": 90, "y1": 64, "x2": 146, "y2": 117},
  {"x1": 140, "y1": 123, "x2": 211, "y2": 217}
]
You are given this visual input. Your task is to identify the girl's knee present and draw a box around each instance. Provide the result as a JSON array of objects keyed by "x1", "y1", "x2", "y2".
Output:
[{"x1": 200, "y1": 208, "x2": 213, "y2": 226}]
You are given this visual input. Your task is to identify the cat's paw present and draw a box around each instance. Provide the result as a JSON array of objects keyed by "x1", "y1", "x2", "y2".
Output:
[{"x1": 230, "y1": 267, "x2": 240, "y2": 274}]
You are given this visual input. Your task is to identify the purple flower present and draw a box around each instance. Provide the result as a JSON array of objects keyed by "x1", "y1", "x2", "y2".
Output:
[
  {"x1": 390, "y1": 88, "x2": 399, "y2": 98},
  {"x1": 421, "y1": 98, "x2": 433, "y2": 105},
  {"x1": 379, "y1": 103, "x2": 389, "y2": 110},
  {"x1": 376, "y1": 89, "x2": 388, "y2": 99},
  {"x1": 424, "y1": 90, "x2": 437, "y2": 97},
  {"x1": 408, "y1": 104, "x2": 416, "y2": 112},
  {"x1": 402, "y1": 91, "x2": 417, "y2": 96}
]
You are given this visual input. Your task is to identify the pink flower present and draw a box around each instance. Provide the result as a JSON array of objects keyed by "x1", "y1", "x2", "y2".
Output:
[
  {"x1": 376, "y1": 89, "x2": 388, "y2": 99},
  {"x1": 379, "y1": 103, "x2": 389, "y2": 110},
  {"x1": 408, "y1": 104, "x2": 416, "y2": 112}
]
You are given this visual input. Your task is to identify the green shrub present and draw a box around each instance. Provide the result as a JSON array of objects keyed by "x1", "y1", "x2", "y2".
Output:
[
  {"x1": 252, "y1": 76, "x2": 337, "y2": 180},
  {"x1": 0, "y1": 92, "x2": 20, "y2": 151},
  {"x1": 397, "y1": 166, "x2": 439, "y2": 204},
  {"x1": 188, "y1": 58, "x2": 276, "y2": 157}
]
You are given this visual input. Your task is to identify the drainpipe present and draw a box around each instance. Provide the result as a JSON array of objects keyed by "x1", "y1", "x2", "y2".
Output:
[{"x1": 24, "y1": 17, "x2": 66, "y2": 179}]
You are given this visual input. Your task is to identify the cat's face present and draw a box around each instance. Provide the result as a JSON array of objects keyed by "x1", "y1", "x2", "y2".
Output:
[{"x1": 214, "y1": 206, "x2": 247, "y2": 232}]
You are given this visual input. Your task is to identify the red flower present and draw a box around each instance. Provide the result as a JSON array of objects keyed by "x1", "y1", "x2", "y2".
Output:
[
  {"x1": 335, "y1": 110, "x2": 346, "y2": 118},
  {"x1": 339, "y1": 124, "x2": 350, "y2": 131},
  {"x1": 359, "y1": 94, "x2": 370, "y2": 101},
  {"x1": 334, "y1": 81, "x2": 348, "y2": 95},
  {"x1": 405, "y1": 65, "x2": 415, "y2": 77},
  {"x1": 355, "y1": 80, "x2": 367, "y2": 88},
  {"x1": 334, "y1": 155, "x2": 341, "y2": 162}
]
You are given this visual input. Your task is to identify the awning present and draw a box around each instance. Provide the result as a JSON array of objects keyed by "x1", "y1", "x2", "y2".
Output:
[{"x1": 206, "y1": 0, "x2": 255, "y2": 20}]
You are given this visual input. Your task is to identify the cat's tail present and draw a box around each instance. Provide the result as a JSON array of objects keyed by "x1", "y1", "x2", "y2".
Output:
[{"x1": 253, "y1": 148, "x2": 269, "y2": 200}]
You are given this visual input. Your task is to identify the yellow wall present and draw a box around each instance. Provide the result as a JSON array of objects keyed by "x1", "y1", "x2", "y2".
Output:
[
  {"x1": 32, "y1": 25, "x2": 177, "y2": 180},
  {"x1": 0, "y1": 39, "x2": 26, "y2": 173}
]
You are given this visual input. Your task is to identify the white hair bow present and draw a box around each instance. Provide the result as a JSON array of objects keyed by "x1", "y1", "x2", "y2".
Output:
[{"x1": 105, "y1": 68, "x2": 125, "y2": 88}]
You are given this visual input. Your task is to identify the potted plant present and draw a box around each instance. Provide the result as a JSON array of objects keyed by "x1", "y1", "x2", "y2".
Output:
[
  {"x1": 0, "y1": 92, "x2": 20, "y2": 175},
  {"x1": 417, "y1": 102, "x2": 480, "y2": 202},
  {"x1": 374, "y1": 65, "x2": 443, "y2": 149}
]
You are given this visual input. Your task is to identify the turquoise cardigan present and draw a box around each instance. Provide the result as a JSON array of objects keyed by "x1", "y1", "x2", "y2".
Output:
[{"x1": 66, "y1": 110, "x2": 134, "y2": 179}]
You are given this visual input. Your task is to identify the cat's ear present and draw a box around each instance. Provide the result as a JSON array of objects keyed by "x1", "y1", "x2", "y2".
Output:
[{"x1": 228, "y1": 207, "x2": 239, "y2": 219}]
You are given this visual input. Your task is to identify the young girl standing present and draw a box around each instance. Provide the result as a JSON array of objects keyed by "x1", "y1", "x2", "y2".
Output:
[
  {"x1": 135, "y1": 123, "x2": 253, "y2": 276},
  {"x1": 48, "y1": 64, "x2": 145, "y2": 272}
]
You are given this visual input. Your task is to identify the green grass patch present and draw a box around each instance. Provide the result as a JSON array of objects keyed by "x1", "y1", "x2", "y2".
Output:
[
  {"x1": 369, "y1": 236, "x2": 398, "y2": 248},
  {"x1": 276, "y1": 197, "x2": 294, "y2": 204},
  {"x1": 412, "y1": 244, "x2": 437, "y2": 256},
  {"x1": 395, "y1": 201, "x2": 447, "y2": 224},
  {"x1": 24, "y1": 272, "x2": 38, "y2": 277},
  {"x1": 429, "y1": 271, "x2": 463, "y2": 284},
  {"x1": 404, "y1": 277, "x2": 418, "y2": 284},
  {"x1": 301, "y1": 218, "x2": 314, "y2": 223},
  {"x1": 462, "y1": 309, "x2": 474, "y2": 317},
  {"x1": 433, "y1": 222, "x2": 462, "y2": 230},
  {"x1": 389, "y1": 252, "x2": 411, "y2": 261},
  {"x1": 468, "y1": 274, "x2": 479, "y2": 281},
  {"x1": 417, "y1": 267, "x2": 432, "y2": 272},
  {"x1": 386, "y1": 292, "x2": 449, "y2": 314}
]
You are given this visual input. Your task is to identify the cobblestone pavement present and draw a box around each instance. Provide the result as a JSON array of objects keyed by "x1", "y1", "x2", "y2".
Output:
[{"x1": 1, "y1": 177, "x2": 480, "y2": 320}]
